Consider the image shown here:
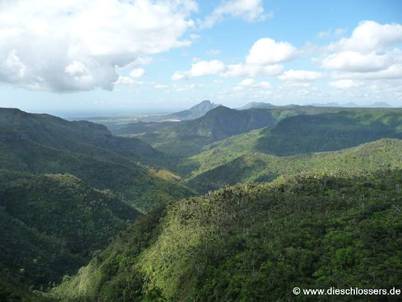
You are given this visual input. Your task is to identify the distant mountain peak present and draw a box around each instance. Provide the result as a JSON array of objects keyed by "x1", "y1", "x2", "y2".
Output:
[
  {"x1": 191, "y1": 100, "x2": 214, "y2": 107},
  {"x1": 160, "y1": 100, "x2": 219, "y2": 121},
  {"x1": 188, "y1": 100, "x2": 218, "y2": 112}
]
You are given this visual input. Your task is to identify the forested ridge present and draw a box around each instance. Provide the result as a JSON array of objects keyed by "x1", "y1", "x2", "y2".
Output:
[
  {"x1": 1, "y1": 105, "x2": 402, "y2": 301},
  {"x1": 50, "y1": 170, "x2": 402, "y2": 301}
]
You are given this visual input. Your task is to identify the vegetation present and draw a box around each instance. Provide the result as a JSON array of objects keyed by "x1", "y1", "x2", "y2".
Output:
[
  {"x1": 114, "y1": 106, "x2": 279, "y2": 157},
  {"x1": 186, "y1": 138, "x2": 402, "y2": 192},
  {"x1": 0, "y1": 170, "x2": 140, "y2": 293},
  {"x1": 3, "y1": 105, "x2": 402, "y2": 300},
  {"x1": 177, "y1": 128, "x2": 264, "y2": 176},
  {"x1": 257, "y1": 110, "x2": 402, "y2": 155},
  {"x1": 51, "y1": 170, "x2": 402, "y2": 301},
  {"x1": 0, "y1": 108, "x2": 193, "y2": 211},
  {"x1": 109, "y1": 106, "x2": 402, "y2": 162}
]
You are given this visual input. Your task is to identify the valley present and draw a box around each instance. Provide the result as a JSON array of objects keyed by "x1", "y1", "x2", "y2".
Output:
[
  {"x1": 1, "y1": 2, "x2": 401, "y2": 301},
  {"x1": 1, "y1": 102, "x2": 402, "y2": 301}
]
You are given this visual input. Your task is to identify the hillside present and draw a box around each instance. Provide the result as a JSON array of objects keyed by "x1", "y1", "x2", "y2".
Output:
[
  {"x1": 177, "y1": 128, "x2": 264, "y2": 176},
  {"x1": 257, "y1": 110, "x2": 402, "y2": 155},
  {"x1": 0, "y1": 108, "x2": 192, "y2": 211},
  {"x1": 0, "y1": 171, "x2": 140, "y2": 292},
  {"x1": 0, "y1": 108, "x2": 167, "y2": 166},
  {"x1": 186, "y1": 139, "x2": 402, "y2": 192},
  {"x1": 110, "y1": 105, "x2": 367, "y2": 158},
  {"x1": 114, "y1": 106, "x2": 278, "y2": 157},
  {"x1": 50, "y1": 170, "x2": 402, "y2": 301},
  {"x1": 178, "y1": 109, "x2": 402, "y2": 178}
]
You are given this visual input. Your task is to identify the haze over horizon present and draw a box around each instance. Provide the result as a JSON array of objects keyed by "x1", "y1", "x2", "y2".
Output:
[{"x1": 0, "y1": 0, "x2": 401, "y2": 115}]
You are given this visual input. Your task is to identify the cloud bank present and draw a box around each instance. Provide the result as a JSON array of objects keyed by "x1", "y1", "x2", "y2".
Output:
[{"x1": 0, "y1": 0, "x2": 197, "y2": 92}]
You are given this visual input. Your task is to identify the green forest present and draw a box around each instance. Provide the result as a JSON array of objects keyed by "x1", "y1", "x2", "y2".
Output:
[{"x1": 1, "y1": 104, "x2": 402, "y2": 301}]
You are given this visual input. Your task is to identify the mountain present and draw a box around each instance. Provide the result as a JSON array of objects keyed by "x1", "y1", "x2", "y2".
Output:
[
  {"x1": 186, "y1": 138, "x2": 402, "y2": 192},
  {"x1": 0, "y1": 171, "x2": 140, "y2": 291},
  {"x1": 114, "y1": 106, "x2": 279, "y2": 157},
  {"x1": 178, "y1": 108, "x2": 402, "y2": 178},
  {"x1": 113, "y1": 106, "x2": 402, "y2": 159},
  {"x1": 0, "y1": 108, "x2": 167, "y2": 166},
  {"x1": 0, "y1": 108, "x2": 193, "y2": 212},
  {"x1": 162, "y1": 100, "x2": 219, "y2": 121},
  {"x1": 238, "y1": 102, "x2": 275, "y2": 110},
  {"x1": 256, "y1": 110, "x2": 402, "y2": 156},
  {"x1": 50, "y1": 170, "x2": 402, "y2": 301}
]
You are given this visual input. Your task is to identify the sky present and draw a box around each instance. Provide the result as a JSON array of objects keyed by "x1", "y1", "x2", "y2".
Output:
[{"x1": 0, "y1": 0, "x2": 401, "y2": 116}]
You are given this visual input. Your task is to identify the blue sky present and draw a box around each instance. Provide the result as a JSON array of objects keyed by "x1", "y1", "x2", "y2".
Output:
[{"x1": 0, "y1": 0, "x2": 401, "y2": 116}]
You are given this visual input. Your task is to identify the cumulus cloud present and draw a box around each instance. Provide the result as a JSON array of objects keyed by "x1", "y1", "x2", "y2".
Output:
[
  {"x1": 172, "y1": 37, "x2": 295, "y2": 79},
  {"x1": 172, "y1": 60, "x2": 225, "y2": 80},
  {"x1": 279, "y1": 69, "x2": 322, "y2": 81},
  {"x1": 333, "y1": 20, "x2": 402, "y2": 53},
  {"x1": 0, "y1": 0, "x2": 196, "y2": 92},
  {"x1": 322, "y1": 51, "x2": 393, "y2": 72},
  {"x1": 115, "y1": 67, "x2": 145, "y2": 87},
  {"x1": 246, "y1": 38, "x2": 297, "y2": 65},
  {"x1": 188, "y1": 60, "x2": 226, "y2": 76},
  {"x1": 322, "y1": 21, "x2": 402, "y2": 80},
  {"x1": 202, "y1": 0, "x2": 265, "y2": 28}
]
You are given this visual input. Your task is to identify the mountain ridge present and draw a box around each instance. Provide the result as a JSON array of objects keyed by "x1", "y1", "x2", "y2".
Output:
[
  {"x1": 50, "y1": 169, "x2": 402, "y2": 301},
  {"x1": 0, "y1": 107, "x2": 193, "y2": 212}
]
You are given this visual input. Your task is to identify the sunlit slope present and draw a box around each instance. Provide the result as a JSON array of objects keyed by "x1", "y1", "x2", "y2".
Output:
[
  {"x1": 51, "y1": 170, "x2": 402, "y2": 301},
  {"x1": 179, "y1": 109, "x2": 402, "y2": 187},
  {"x1": 187, "y1": 138, "x2": 402, "y2": 192},
  {"x1": 257, "y1": 110, "x2": 402, "y2": 156}
]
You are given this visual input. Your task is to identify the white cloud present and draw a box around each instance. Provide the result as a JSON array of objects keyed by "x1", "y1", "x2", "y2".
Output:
[
  {"x1": 129, "y1": 68, "x2": 145, "y2": 79},
  {"x1": 322, "y1": 51, "x2": 392, "y2": 72},
  {"x1": 172, "y1": 37, "x2": 293, "y2": 79},
  {"x1": 0, "y1": 0, "x2": 196, "y2": 92},
  {"x1": 115, "y1": 67, "x2": 145, "y2": 86},
  {"x1": 333, "y1": 64, "x2": 402, "y2": 81},
  {"x1": 322, "y1": 21, "x2": 402, "y2": 80},
  {"x1": 202, "y1": 0, "x2": 265, "y2": 28},
  {"x1": 190, "y1": 60, "x2": 225, "y2": 76},
  {"x1": 279, "y1": 69, "x2": 322, "y2": 81},
  {"x1": 115, "y1": 76, "x2": 136, "y2": 86},
  {"x1": 330, "y1": 79, "x2": 360, "y2": 89},
  {"x1": 246, "y1": 38, "x2": 297, "y2": 65},
  {"x1": 334, "y1": 20, "x2": 402, "y2": 53},
  {"x1": 172, "y1": 60, "x2": 225, "y2": 80}
]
